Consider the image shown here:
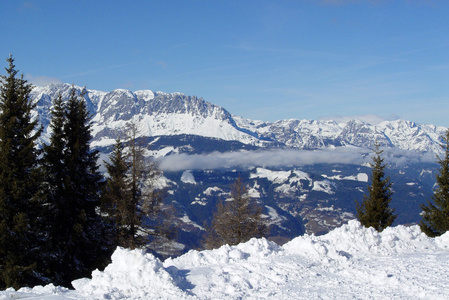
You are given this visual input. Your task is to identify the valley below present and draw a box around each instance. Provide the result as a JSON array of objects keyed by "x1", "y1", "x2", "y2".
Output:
[{"x1": 31, "y1": 83, "x2": 444, "y2": 255}]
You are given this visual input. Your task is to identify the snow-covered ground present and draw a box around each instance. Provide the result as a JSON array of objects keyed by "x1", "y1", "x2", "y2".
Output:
[{"x1": 2, "y1": 220, "x2": 449, "y2": 299}]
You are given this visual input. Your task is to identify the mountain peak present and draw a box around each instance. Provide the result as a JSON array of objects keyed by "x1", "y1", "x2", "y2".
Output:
[
  {"x1": 30, "y1": 84, "x2": 447, "y2": 155},
  {"x1": 135, "y1": 90, "x2": 155, "y2": 101}
]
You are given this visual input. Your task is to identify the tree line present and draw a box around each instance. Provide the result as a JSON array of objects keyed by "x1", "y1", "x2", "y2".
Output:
[
  {"x1": 0, "y1": 56, "x2": 171, "y2": 288},
  {"x1": 0, "y1": 57, "x2": 269, "y2": 289}
]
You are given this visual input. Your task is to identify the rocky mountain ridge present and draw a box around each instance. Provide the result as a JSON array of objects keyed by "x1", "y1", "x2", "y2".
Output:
[
  {"x1": 28, "y1": 83, "x2": 444, "y2": 254},
  {"x1": 31, "y1": 83, "x2": 446, "y2": 156}
]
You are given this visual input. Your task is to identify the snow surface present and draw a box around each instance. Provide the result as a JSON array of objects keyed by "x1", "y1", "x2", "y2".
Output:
[
  {"x1": 322, "y1": 172, "x2": 369, "y2": 182},
  {"x1": 2, "y1": 220, "x2": 449, "y2": 299},
  {"x1": 203, "y1": 186, "x2": 223, "y2": 196},
  {"x1": 181, "y1": 170, "x2": 196, "y2": 184},
  {"x1": 312, "y1": 180, "x2": 335, "y2": 194},
  {"x1": 250, "y1": 168, "x2": 292, "y2": 184}
]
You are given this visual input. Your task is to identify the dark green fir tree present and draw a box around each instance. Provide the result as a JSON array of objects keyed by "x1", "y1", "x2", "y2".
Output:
[
  {"x1": 0, "y1": 56, "x2": 42, "y2": 289},
  {"x1": 102, "y1": 138, "x2": 131, "y2": 247},
  {"x1": 40, "y1": 93, "x2": 70, "y2": 285},
  {"x1": 41, "y1": 87, "x2": 111, "y2": 287},
  {"x1": 356, "y1": 143, "x2": 396, "y2": 232},
  {"x1": 420, "y1": 129, "x2": 449, "y2": 237}
]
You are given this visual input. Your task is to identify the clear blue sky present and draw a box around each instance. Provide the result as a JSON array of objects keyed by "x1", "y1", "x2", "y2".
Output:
[{"x1": 2, "y1": 0, "x2": 448, "y2": 126}]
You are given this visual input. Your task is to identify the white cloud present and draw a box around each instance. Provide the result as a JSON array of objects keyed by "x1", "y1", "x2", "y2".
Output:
[
  {"x1": 25, "y1": 74, "x2": 61, "y2": 86},
  {"x1": 157, "y1": 147, "x2": 436, "y2": 172},
  {"x1": 158, "y1": 148, "x2": 368, "y2": 171},
  {"x1": 381, "y1": 147, "x2": 436, "y2": 166}
]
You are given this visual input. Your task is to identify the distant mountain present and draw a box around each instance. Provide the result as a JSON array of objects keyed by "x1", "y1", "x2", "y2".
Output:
[
  {"x1": 32, "y1": 83, "x2": 446, "y2": 155},
  {"x1": 29, "y1": 83, "x2": 445, "y2": 255}
]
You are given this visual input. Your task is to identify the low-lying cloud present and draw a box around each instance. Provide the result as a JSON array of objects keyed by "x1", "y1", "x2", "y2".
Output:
[{"x1": 157, "y1": 147, "x2": 436, "y2": 172}]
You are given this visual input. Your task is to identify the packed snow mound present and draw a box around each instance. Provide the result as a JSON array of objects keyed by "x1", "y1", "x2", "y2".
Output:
[
  {"x1": 284, "y1": 219, "x2": 449, "y2": 260},
  {"x1": 72, "y1": 247, "x2": 193, "y2": 299},
  {"x1": 2, "y1": 220, "x2": 449, "y2": 299},
  {"x1": 0, "y1": 284, "x2": 74, "y2": 299},
  {"x1": 166, "y1": 238, "x2": 281, "y2": 268}
]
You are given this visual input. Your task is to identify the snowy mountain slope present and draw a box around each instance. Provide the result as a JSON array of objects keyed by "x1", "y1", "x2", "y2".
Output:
[
  {"x1": 3, "y1": 220, "x2": 449, "y2": 299},
  {"x1": 234, "y1": 116, "x2": 446, "y2": 153},
  {"x1": 160, "y1": 161, "x2": 437, "y2": 249},
  {"x1": 28, "y1": 84, "x2": 444, "y2": 250},
  {"x1": 31, "y1": 83, "x2": 265, "y2": 148},
  {"x1": 31, "y1": 83, "x2": 446, "y2": 154}
]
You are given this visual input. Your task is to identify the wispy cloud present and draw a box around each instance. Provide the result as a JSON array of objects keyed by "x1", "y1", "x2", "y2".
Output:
[
  {"x1": 429, "y1": 64, "x2": 449, "y2": 70},
  {"x1": 156, "y1": 60, "x2": 168, "y2": 69},
  {"x1": 158, "y1": 147, "x2": 435, "y2": 172},
  {"x1": 158, "y1": 148, "x2": 366, "y2": 171},
  {"x1": 18, "y1": 1, "x2": 38, "y2": 12},
  {"x1": 25, "y1": 74, "x2": 61, "y2": 86}
]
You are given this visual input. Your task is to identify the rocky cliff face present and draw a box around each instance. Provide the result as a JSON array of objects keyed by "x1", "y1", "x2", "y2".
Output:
[{"x1": 31, "y1": 83, "x2": 446, "y2": 155}]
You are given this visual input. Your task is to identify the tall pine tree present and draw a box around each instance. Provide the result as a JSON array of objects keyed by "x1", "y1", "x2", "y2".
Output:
[
  {"x1": 40, "y1": 93, "x2": 71, "y2": 285},
  {"x1": 356, "y1": 143, "x2": 396, "y2": 232},
  {"x1": 102, "y1": 138, "x2": 131, "y2": 247},
  {"x1": 420, "y1": 129, "x2": 449, "y2": 237},
  {"x1": 41, "y1": 87, "x2": 110, "y2": 287},
  {"x1": 0, "y1": 56, "x2": 42, "y2": 288}
]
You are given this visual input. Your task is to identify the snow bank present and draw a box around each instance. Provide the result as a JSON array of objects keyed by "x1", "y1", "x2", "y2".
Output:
[
  {"x1": 72, "y1": 247, "x2": 193, "y2": 299},
  {"x1": 2, "y1": 221, "x2": 449, "y2": 299},
  {"x1": 0, "y1": 284, "x2": 74, "y2": 299},
  {"x1": 166, "y1": 238, "x2": 280, "y2": 268},
  {"x1": 164, "y1": 238, "x2": 283, "y2": 298},
  {"x1": 284, "y1": 220, "x2": 449, "y2": 261}
]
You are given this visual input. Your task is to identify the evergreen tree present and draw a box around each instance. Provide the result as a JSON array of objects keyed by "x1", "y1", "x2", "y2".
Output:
[
  {"x1": 102, "y1": 123, "x2": 165, "y2": 250},
  {"x1": 0, "y1": 56, "x2": 42, "y2": 288},
  {"x1": 41, "y1": 87, "x2": 110, "y2": 287},
  {"x1": 204, "y1": 177, "x2": 268, "y2": 249},
  {"x1": 356, "y1": 143, "x2": 396, "y2": 232},
  {"x1": 37, "y1": 93, "x2": 66, "y2": 284},
  {"x1": 102, "y1": 138, "x2": 131, "y2": 247},
  {"x1": 420, "y1": 129, "x2": 449, "y2": 237}
]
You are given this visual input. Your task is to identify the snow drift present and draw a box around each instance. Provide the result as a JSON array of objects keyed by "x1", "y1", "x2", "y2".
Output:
[{"x1": 2, "y1": 220, "x2": 449, "y2": 299}]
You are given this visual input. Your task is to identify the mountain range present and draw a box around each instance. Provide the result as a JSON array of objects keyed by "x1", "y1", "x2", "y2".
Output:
[
  {"x1": 32, "y1": 83, "x2": 446, "y2": 154},
  {"x1": 30, "y1": 83, "x2": 446, "y2": 255}
]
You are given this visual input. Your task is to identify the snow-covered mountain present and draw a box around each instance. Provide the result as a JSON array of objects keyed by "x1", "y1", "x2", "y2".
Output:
[
  {"x1": 32, "y1": 83, "x2": 263, "y2": 148},
  {"x1": 31, "y1": 83, "x2": 446, "y2": 155},
  {"x1": 234, "y1": 117, "x2": 446, "y2": 153},
  {"x1": 28, "y1": 83, "x2": 444, "y2": 251}
]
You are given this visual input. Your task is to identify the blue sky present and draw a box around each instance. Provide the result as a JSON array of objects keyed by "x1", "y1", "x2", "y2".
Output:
[{"x1": 2, "y1": 0, "x2": 449, "y2": 126}]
